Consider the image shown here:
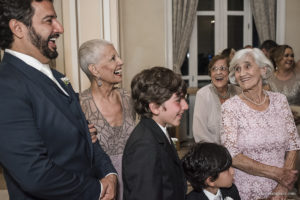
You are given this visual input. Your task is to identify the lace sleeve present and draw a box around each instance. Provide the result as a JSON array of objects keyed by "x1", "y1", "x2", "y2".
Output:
[
  {"x1": 281, "y1": 96, "x2": 300, "y2": 151},
  {"x1": 220, "y1": 101, "x2": 241, "y2": 158}
]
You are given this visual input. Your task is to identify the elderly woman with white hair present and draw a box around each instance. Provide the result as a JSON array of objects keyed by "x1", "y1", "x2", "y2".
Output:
[
  {"x1": 221, "y1": 48, "x2": 300, "y2": 199},
  {"x1": 78, "y1": 39, "x2": 136, "y2": 200}
]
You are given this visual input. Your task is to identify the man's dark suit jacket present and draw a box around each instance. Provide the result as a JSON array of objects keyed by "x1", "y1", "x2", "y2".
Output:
[
  {"x1": 187, "y1": 184, "x2": 241, "y2": 200},
  {"x1": 122, "y1": 118, "x2": 186, "y2": 200},
  {"x1": 0, "y1": 53, "x2": 116, "y2": 200}
]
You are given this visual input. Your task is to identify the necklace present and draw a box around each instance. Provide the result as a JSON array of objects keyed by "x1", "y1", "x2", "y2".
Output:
[
  {"x1": 213, "y1": 85, "x2": 230, "y2": 99},
  {"x1": 242, "y1": 90, "x2": 267, "y2": 106}
]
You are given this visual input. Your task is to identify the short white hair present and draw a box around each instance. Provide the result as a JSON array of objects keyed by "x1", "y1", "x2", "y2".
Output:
[
  {"x1": 229, "y1": 48, "x2": 274, "y2": 85},
  {"x1": 78, "y1": 39, "x2": 113, "y2": 81}
]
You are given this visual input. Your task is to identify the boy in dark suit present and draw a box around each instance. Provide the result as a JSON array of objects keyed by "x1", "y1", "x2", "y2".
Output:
[
  {"x1": 122, "y1": 66, "x2": 189, "y2": 200},
  {"x1": 182, "y1": 142, "x2": 240, "y2": 200}
]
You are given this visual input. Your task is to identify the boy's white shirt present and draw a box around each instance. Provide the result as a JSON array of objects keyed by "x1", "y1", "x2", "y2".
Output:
[
  {"x1": 203, "y1": 188, "x2": 222, "y2": 200},
  {"x1": 156, "y1": 122, "x2": 171, "y2": 144}
]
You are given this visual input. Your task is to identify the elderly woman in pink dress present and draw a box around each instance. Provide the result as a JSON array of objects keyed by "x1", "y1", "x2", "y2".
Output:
[{"x1": 221, "y1": 48, "x2": 300, "y2": 200}]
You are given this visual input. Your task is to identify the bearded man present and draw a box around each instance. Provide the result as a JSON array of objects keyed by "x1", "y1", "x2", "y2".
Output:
[{"x1": 0, "y1": 0, "x2": 117, "y2": 199}]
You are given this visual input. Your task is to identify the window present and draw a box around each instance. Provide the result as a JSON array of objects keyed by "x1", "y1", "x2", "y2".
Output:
[
  {"x1": 180, "y1": 0, "x2": 254, "y2": 140},
  {"x1": 181, "y1": 0, "x2": 253, "y2": 88}
]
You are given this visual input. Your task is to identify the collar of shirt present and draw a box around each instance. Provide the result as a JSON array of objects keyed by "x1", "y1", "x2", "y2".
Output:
[
  {"x1": 5, "y1": 49, "x2": 69, "y2": 96},
  {"x1": 203, "y1": 189, "x2": 222, "y2": 200},
  {"x1": 156, "y1": 122, "x2": 171, "y2": 144}
]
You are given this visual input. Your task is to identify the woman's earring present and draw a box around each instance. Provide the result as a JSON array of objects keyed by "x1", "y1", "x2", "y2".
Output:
[{"x1": 97, "y1": 77, "x2": 102, "y2": 87}]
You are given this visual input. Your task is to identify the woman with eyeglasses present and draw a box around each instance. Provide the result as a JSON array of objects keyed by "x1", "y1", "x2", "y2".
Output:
[
  {"x1": 221, "y1": 48, "x2": 300, "y2": 199},
  {"x1": 193, "y1": 55, "x2": 240, "y2": 144}
]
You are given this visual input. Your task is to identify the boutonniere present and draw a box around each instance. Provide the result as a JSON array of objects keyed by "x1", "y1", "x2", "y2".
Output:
[
  {"x1": 224, "y1": 197, "x2": 234, "y2": 200},
  {"x1": 61, "y1": 77, "x2": 70, "y2": 86}
]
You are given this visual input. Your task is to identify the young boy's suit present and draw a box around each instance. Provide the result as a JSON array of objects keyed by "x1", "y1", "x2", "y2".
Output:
[{"x1": 123, "y1": 117, "x2": 186, "y2": 200}]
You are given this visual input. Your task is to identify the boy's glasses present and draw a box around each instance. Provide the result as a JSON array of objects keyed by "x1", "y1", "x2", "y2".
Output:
[{"x1": 211, "y1": 66, "x2": 228, "y2": 72}]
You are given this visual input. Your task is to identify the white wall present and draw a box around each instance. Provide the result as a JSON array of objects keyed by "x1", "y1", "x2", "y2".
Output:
[
  {"x1": 53, "y1": 0, "x2": 119, "y2": 92},
  {"x1": 119, "y1": 0, "x2": 167, "y2": 91}
]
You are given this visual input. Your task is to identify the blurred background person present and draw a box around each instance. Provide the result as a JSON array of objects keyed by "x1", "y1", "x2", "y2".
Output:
[
  {"x1": 221, "y1": 48, "x2": 300, "y2": 199},
  {"x1": 79, "y1": 39, "x2": 136, "y2": 200},
  {"x1": 260, "y1": 39, "x2": 278, "y2": 59},
  {"x1": 193, "y1": 55, "x2": 240, "y2": 144},
  {"x1": 221, "y1": 47, "x2": 236, "y2": 62},
  {"x1": 268, "y1": 45, "x2": 300, "y2": 108}
]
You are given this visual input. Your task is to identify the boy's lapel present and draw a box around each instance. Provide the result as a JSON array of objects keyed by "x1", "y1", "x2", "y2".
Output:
[{"x1": 146, "y1": 118, "x2": 181, "y2": 165}]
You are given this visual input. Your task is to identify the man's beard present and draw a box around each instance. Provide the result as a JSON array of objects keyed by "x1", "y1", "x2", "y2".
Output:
[{"x1": 28, "y1": 26, "x2": 58, "y2": 59}]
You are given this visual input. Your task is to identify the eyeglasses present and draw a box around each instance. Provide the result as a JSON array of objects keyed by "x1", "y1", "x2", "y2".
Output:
[{"x1": 211, "y1": 66, "x2": 228, "y2": 72}]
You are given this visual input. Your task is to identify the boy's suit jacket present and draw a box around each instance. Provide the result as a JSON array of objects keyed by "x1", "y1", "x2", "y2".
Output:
[
  {"x1": 186, "y1": 184, "x2": 241, "y2": 200},
  {"x1": 122, "y1": 117, "x2": 187, "y2": 200},
  {"x1": 0, "y1": 53, "x2": 116, "y2": 200}
]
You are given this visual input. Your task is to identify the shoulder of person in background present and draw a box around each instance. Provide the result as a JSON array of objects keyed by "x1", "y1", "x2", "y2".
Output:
[{"x1": 295, "y1": 60, "x2": 300, "y2": 73}]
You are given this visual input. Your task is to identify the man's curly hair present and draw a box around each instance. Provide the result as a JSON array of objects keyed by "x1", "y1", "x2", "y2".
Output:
[
  {"x1": 131, "y1": 66, "x2": 187, "y2": 118},
  {"x1": 0, "y1": 0, "x2": 53, "y2": 50}
]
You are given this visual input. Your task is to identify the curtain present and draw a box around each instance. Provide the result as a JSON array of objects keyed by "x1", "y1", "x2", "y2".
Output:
[
  {"x1": 172, "y1": 0, "x2": 198, "y2": 74},
  {"x1": 250, "y1": 0, "x2": 276, "y2": 43}
]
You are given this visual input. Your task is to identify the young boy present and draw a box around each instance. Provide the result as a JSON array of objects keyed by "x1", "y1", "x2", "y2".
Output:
[
  {"x1": 122, "y1": 66, "x2": 188, "y2": 200},
  {"x1": 182, "y1": 142, "x2": 240, "y2": 200}
]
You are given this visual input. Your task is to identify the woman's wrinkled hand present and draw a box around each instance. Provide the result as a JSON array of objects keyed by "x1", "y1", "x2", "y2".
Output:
[
  {"x1": 275, "y1": 167, "x2": 298, "y2": 190},
  {"x1": 267, "y1": 184, "x2": 288, "y2": 200}
]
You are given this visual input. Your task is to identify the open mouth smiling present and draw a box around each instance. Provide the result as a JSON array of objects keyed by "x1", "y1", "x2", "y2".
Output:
[
  {"x1": 48, "y1": 35, "x2": 59, "y2": 50},
  {"x1": 215, "y1": 76, "x2": 225, "y2": 81},
  {"x1": 114, "y1": 69, "x2": 122, "y2": 75}
]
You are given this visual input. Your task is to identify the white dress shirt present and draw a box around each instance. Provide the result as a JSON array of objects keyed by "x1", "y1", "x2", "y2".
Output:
[
  {"x1": 203, "y1": 189, "x2": 223, "y2": 200},
  {"x1": 5, "y1": 49, "x2": 69, "y2": 96},
  {"x1": 156, "y1": 122, "x2": 172, "y2": 144}
]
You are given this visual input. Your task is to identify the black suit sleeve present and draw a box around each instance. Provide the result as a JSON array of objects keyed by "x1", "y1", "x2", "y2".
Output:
[
  {"x1": 0, "y1": 78, "x2": 101, "y2": 199},
  {"x1": 123, "y1": 138, "x2": 164, "y2": 200},
  {"x1": 92, "y1": 142, "x2": 117, "y2": 179}
]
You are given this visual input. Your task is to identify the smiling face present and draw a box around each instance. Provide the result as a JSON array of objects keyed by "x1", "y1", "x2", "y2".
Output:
[
  {"x1": 210, "y1": 59, "x2": 229, "y2": 90},
  {"x1": 25, "y1": 1, "x2": 64, "y2": 63},
  {"x1": 234, "y1": 55, "x2": 265, "y2": 90},
  {"x1": 154, "y1": 93, "x2": 188, "y2": 127},
  {"x1": 94, "y1": 44, "x2": 123, "y2": 85},
  {"x1": 278, "y1": 47, "x2": 295, "y2": 71}
]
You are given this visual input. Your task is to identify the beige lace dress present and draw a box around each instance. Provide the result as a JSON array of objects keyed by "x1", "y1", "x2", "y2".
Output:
[{"x1": 80, "y1": 88, "x2": 136, "y2": 200}]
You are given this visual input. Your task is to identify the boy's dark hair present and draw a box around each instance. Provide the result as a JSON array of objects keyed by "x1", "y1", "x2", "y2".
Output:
[
  {"x1": 260, "y1": 40, "x2": 278, "y2": 51},
  {"x1": 131, "y1": 66, "x2": 187, "y2": 118},
  {"x1": 0, "y1": 0, "x2": 53, "y2": 50},
  {"x1": 182, "y1": 142, "x2": 232, "y2": 191}
]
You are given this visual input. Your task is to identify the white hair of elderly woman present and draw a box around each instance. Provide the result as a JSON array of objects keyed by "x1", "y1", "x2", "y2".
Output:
[
  {"x1": 228, "y1": 48, "x2": 274, "y2": 85},
  {"x1": 78, "y1": 39, "x2": 113, "y2": 81}
]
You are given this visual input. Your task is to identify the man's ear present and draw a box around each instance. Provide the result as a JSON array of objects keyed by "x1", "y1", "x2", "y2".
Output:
[
  {"x1": 9, "y1": 19, "x2": 25, "y2": 39},
  {"x1": 149, "y1": 102, "x2": 160, "y2": 116},
  {"x1": 205, "y1": 176, "x2": 216, "y2": 187}
]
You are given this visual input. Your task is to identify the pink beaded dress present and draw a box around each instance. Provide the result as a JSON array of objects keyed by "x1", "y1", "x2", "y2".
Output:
[{"x1": 221, "y1": 91, "x2": 300, "y2": 200}]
